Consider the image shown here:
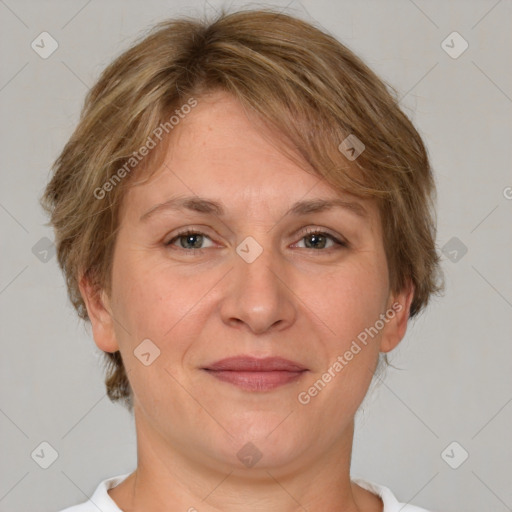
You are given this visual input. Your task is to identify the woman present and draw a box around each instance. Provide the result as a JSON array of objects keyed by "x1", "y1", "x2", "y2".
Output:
[{"x1": 43, "y1": 8, "x2": 443, "y2": 512}]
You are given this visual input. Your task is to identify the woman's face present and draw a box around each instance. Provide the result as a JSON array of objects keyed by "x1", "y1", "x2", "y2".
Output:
[{"x1": 84, "y1": 91, "x2": 411, "y2": 472}]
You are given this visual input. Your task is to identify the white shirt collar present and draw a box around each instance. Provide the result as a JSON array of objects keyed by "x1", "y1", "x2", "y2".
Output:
[{"x1": 70, "y1": 473, "x2": 433, "y2": 512}]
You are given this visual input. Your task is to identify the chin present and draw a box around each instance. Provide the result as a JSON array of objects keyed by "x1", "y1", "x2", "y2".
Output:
[{"x1": 207, "y1": 416, "x2": 308, "y2": 470}]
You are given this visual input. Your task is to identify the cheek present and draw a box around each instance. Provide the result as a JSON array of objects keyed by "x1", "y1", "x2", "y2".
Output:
[
  {"x1": 111, "y1": 230, "x2": 389, "y2": 351},
  {"x1": 318, "y1": 257, "x2": 389, "y2": 341},
  {"x1": 108, "y1": 252, "x2": 205, "y2": 417},
  {"x1": 110, "y1": 246, "x2": 213, "y2": 349},
  {"x1": 303, "y1": 255, "x2": 388, "y2": 402}
]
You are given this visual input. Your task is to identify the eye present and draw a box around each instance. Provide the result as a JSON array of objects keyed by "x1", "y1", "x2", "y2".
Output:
[
  {"x1": 293, "y1": 228, "x2": 348, "y2": 250},
  {"x1": 165, "y1": 228, "x2": 348, "y2": 253},
  {"x1": 165, "y1": 230, "x2": 215, "y2": 250}
]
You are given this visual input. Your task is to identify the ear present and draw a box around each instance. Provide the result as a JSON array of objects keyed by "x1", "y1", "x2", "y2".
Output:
[
  {"x1": 379, "y1": 281, "x2": 415, "y2": 353},
  {"x1": 78, "y1": 272, "x2": 119, "y2": 353}
]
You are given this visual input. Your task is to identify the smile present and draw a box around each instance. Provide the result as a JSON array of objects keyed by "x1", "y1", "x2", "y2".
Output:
[
  {"x1": 203, "y1": 369, "x2": 307, "y2": 391},
  {"x1": 202, "y1": 356, "x2": 309, "y2": 391}
]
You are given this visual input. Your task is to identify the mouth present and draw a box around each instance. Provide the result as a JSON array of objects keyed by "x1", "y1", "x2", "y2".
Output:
[{"x1": 201, "y1": 356, "x2": 308, "y2": 392}]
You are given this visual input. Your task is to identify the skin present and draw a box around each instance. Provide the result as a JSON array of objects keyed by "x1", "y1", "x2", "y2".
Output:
[{"x1": 80, "y1": 90, "x2": 413, "y2": 512}]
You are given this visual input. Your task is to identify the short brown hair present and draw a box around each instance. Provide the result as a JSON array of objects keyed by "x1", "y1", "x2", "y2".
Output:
[{"x1": 41, "y1": 8, "x2": 444, "y2": 411}]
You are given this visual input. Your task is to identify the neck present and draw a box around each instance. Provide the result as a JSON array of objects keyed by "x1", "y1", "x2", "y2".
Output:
[{"x1": 108, "y1": 407, "x2": 381, "y2": 512}]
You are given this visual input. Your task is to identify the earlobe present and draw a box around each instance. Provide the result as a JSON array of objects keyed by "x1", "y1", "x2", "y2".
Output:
[
  {"x1": 379, "y1": 282, "x2": 415, "y2": 353},
  {"x1": 78, "y1": 272, "x2": 119, "y2": 353}
]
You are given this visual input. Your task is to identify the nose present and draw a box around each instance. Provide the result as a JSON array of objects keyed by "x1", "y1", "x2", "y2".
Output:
[{"x1": 219, "y1": 239, "x2": 297, "y2": 335}]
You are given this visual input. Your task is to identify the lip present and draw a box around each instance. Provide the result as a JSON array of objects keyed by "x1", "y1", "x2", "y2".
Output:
[
  {"x1": 203, "y1": 356, "x2": 308, "y2": 372},
  {"x1": 202, "y1": 356, "x2": 308, "y2": 392}
]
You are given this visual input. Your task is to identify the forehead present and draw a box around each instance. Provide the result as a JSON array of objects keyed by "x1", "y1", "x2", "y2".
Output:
[{"x1": 120, "y1": 91, "x2": 379, "y2": 227}]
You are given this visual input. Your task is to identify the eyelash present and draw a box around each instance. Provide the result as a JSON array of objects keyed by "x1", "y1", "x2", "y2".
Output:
[{"x1": 165, "y1": 228, "x2": 348, "y2": 253}]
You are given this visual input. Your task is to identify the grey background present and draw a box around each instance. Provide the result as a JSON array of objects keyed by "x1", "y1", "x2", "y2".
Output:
[{"x1": 1, "y1": 0, "x2": 511, "y2": 511}]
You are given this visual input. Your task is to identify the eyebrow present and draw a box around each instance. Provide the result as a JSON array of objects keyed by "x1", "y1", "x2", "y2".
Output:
[{"x1": 139, "y1": 195, "x2": 368, "y2": 222}]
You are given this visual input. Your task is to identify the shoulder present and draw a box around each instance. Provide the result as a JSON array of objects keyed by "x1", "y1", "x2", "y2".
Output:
[
  {"x1": 352, "y1": 478, "x2": 436, "y2": 512},
  {"x1": 56, "y1": 473, "x2": 130, "y2": 512}
]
